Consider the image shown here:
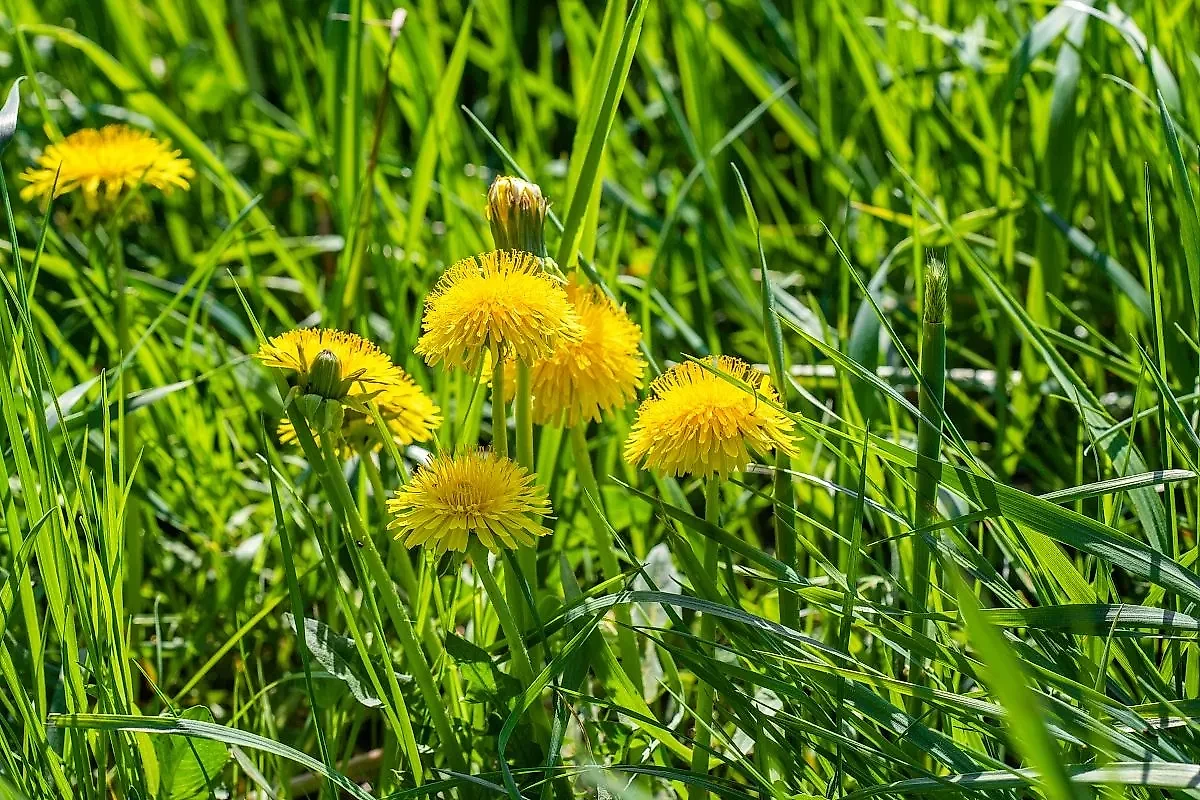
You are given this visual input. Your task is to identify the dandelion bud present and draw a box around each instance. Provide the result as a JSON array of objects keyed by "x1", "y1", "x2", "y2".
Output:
[
  {"x1": 307, "y1": 349, "x2": 345, "y2": 399},
  {"x1": 923, "y1": 258, "x2": 948, "y2": 325},
  {"x1": 487, "y1": 176, "x2": 548, "y2": 257}
]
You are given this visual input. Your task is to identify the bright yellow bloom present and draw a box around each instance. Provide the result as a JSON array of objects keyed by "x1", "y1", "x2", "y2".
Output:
[
  {"x1": 19, "y1": 125, "x2": 194, "y2": 209},
  {"x1": 523, "y1": 281, "x2": 645, "y2": 426},
  {"x1": 624, "y1": 356, "x2": 796, "y2": 477},
  {"x1": 257, "y1": 328, "x2": 405, "y2": 405},
  {"x1": 415, "y1": 250, "x2": 582, "y2": 371},
  {"x1": 387, "y1": 450, "x2": 552, "y2": 555},
  {"x1": 277, "y1": 378, "x2": 441, "y2": 455}
]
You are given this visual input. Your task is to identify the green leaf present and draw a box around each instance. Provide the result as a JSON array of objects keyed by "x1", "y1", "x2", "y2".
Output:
[
  {"x1": 281, "y1": 613, "x2": 381, "y2": 709},
  {"x1": 554, "y1": 0, "x2": 647, "y2": 268},
  {"x1": 154, "y1": 707, "x2": 229, "y2": 799},
  {"x1": 50, "y1": 713, "x2": 373, "y2": 800}
]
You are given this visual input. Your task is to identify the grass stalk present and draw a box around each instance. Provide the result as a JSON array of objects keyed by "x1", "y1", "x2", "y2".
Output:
[
  {"x1": 689, "y1": 475, "x2": 722, "y2": 800},
  {"x1": 910, "y1": 258, "x2": 947, "y2": 702}
]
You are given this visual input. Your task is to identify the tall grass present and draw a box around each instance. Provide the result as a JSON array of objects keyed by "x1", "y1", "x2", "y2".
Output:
[{"x1": 2, "y1": 1, "x2": 1200, "y2": 798}]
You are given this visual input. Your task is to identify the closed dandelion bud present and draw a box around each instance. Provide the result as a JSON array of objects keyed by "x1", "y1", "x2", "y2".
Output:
[
  {"x1": 487, "y1": 176, "x2": 548, "y2": 258},
  {"x1": 924, "y1": 258, "x2": 948, "y2": 325},
  {"x1": 307, "y1": 349, "x2": 344, "y2": 399}
]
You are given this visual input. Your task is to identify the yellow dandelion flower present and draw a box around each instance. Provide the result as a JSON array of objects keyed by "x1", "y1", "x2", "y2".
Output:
[
  {"x1": 257, "y1": 328, "x2": 405, "y2": 404},
  {"x1": 277, "y1": 377, "x2": 441, "y2": 455},
  {"x1": 624, "y1": 356, "x2": 796, "y2": 477},
  {"x1": 523, "y1": 281, "x2": 645, "y2": 426},
  {"x1": 387, "y1": 450, "x2": 552, "y2": 555},
  {"x1": 19, "y1": 125, "x2": 194, "y2": 209},
  {"x1": 415, "y1": 250, "x2": 583, "y2": 370}
]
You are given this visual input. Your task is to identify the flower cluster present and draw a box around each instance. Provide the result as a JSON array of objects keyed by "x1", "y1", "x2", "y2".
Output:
[{"x1": 242, "y1": 173, "x2": 794, "y2": 554}]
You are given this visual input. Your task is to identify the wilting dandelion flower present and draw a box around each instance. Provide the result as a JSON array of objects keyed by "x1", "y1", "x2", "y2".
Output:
[
  {"x1": 523, "y1": 280, "x2": 644, "y2": 426},
  {"x1": 277, "y1": 377, "x2": 441, "y2": 455},
  {"x1": 624, "y1": 356, "x2": 796, "y2": 477},
  {"x1": 20, "y1": 125, "x2": 194, "y2": 209},
  {"x1": 415, "y1": 250, "x2": 582, "y2": 371},
  {"x1": 387, "y1": 450, "x2": 552, "y2": 555}
]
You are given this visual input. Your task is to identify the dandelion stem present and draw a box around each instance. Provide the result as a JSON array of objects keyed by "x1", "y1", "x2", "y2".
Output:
[
  {"x1": 690, "y1": 476, "x2": 722, "y2": 800},
  {"x1": 515, "y1": 360, "x2": 534, "y2": 471},
  {"x1": 470, "y1": 543, "x2": 535, "y2": 681},
  {"x1": 513, "y1": 359, "x2": 540, "y2": 640},
  {"x1": 569, "y1": 425, "x2": 642, "y2": 686},
  {"x1": 491, "y1": 349, "x2": 509, "y2": 458},
  {"x1": 468, "y1": 540, "x2": 551, "y2": 743}
]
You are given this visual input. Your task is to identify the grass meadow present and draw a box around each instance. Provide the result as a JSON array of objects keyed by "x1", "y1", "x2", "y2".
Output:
[{"x1": 3, "y1": 0, "x2": 1200, "y2": 797}]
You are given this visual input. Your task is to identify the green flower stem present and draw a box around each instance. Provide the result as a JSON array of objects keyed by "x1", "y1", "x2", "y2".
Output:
[
  {"x1": 491, "y1": 350, "x2": 509, "y2": 458},
  {"x1": 299, "y1": 423, "x2": 465, "y2": 772},
  {"x1": 513, "y1": 360, "x2": 540, "y2": 639},
  {"x1": 491, "y1": 352, "x2": 531, "y2": 634},
  {"x1": 111, "y1": 229, "x2": 144, "y2": 620},
  {"x1": 468, "y1": 540, "x2": 551, "y2": 741},
  {"x1": 774, "y1": 449, "x2": 799, "y2": 630},
  {"x1": 515, "y1": 361, "x2": 535, "y2": 470},
  {"x1": 690, "y1": 476, "x2": 722, "y2": 800},
  {"x1": 569, "y1": 425, "x2": 642, "y2": 686}
]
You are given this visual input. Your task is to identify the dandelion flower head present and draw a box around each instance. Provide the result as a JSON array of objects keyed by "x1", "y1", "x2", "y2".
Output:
[
  {"x1": 20, "y1": 125, "x2": 194, "y2": 209},
  {"x1": 523, "y1": 280, "x2": 645, "y2": 426},
  {"x1": 387, "y1": 450, "x2": 552, "y2": 555},
  {"x1": 257, "y1": 328, "x2": 406, "y2": 406},
  {"x1": 415, "y1": 250, "x2": 582, "y2": 371},
  {"x1": 624, "y1": 356, "x2": 796, "y2": 477}
]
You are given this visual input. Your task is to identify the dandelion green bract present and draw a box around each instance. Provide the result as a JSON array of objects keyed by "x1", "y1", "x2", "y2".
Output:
[{"x1": 4, "y1": 1, "x2": 1200, "y2": 799}]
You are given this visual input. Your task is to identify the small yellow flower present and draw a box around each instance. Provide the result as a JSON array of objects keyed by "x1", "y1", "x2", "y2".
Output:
[
  {"x1": 387, "y1": 450, "x2": 552, "y2": 555},
  {"x1": 415, "y1": 250, "x2": 582, "y2": 370},
  {"x1": 277, "y1": 378, "x2": 441, "y2": 455},
  {"x1": 257, "y1": 328, "x2": 405, "y2": 405},
  {"x1": 624, "y1": 356, "x2": 796, "y2": 477},
  {"x1": 20, "y1": 125, "x2": 194, "y2": 209},
  {"x1": 523, "y1": 281, "x2": 645, "y2": 426}
]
